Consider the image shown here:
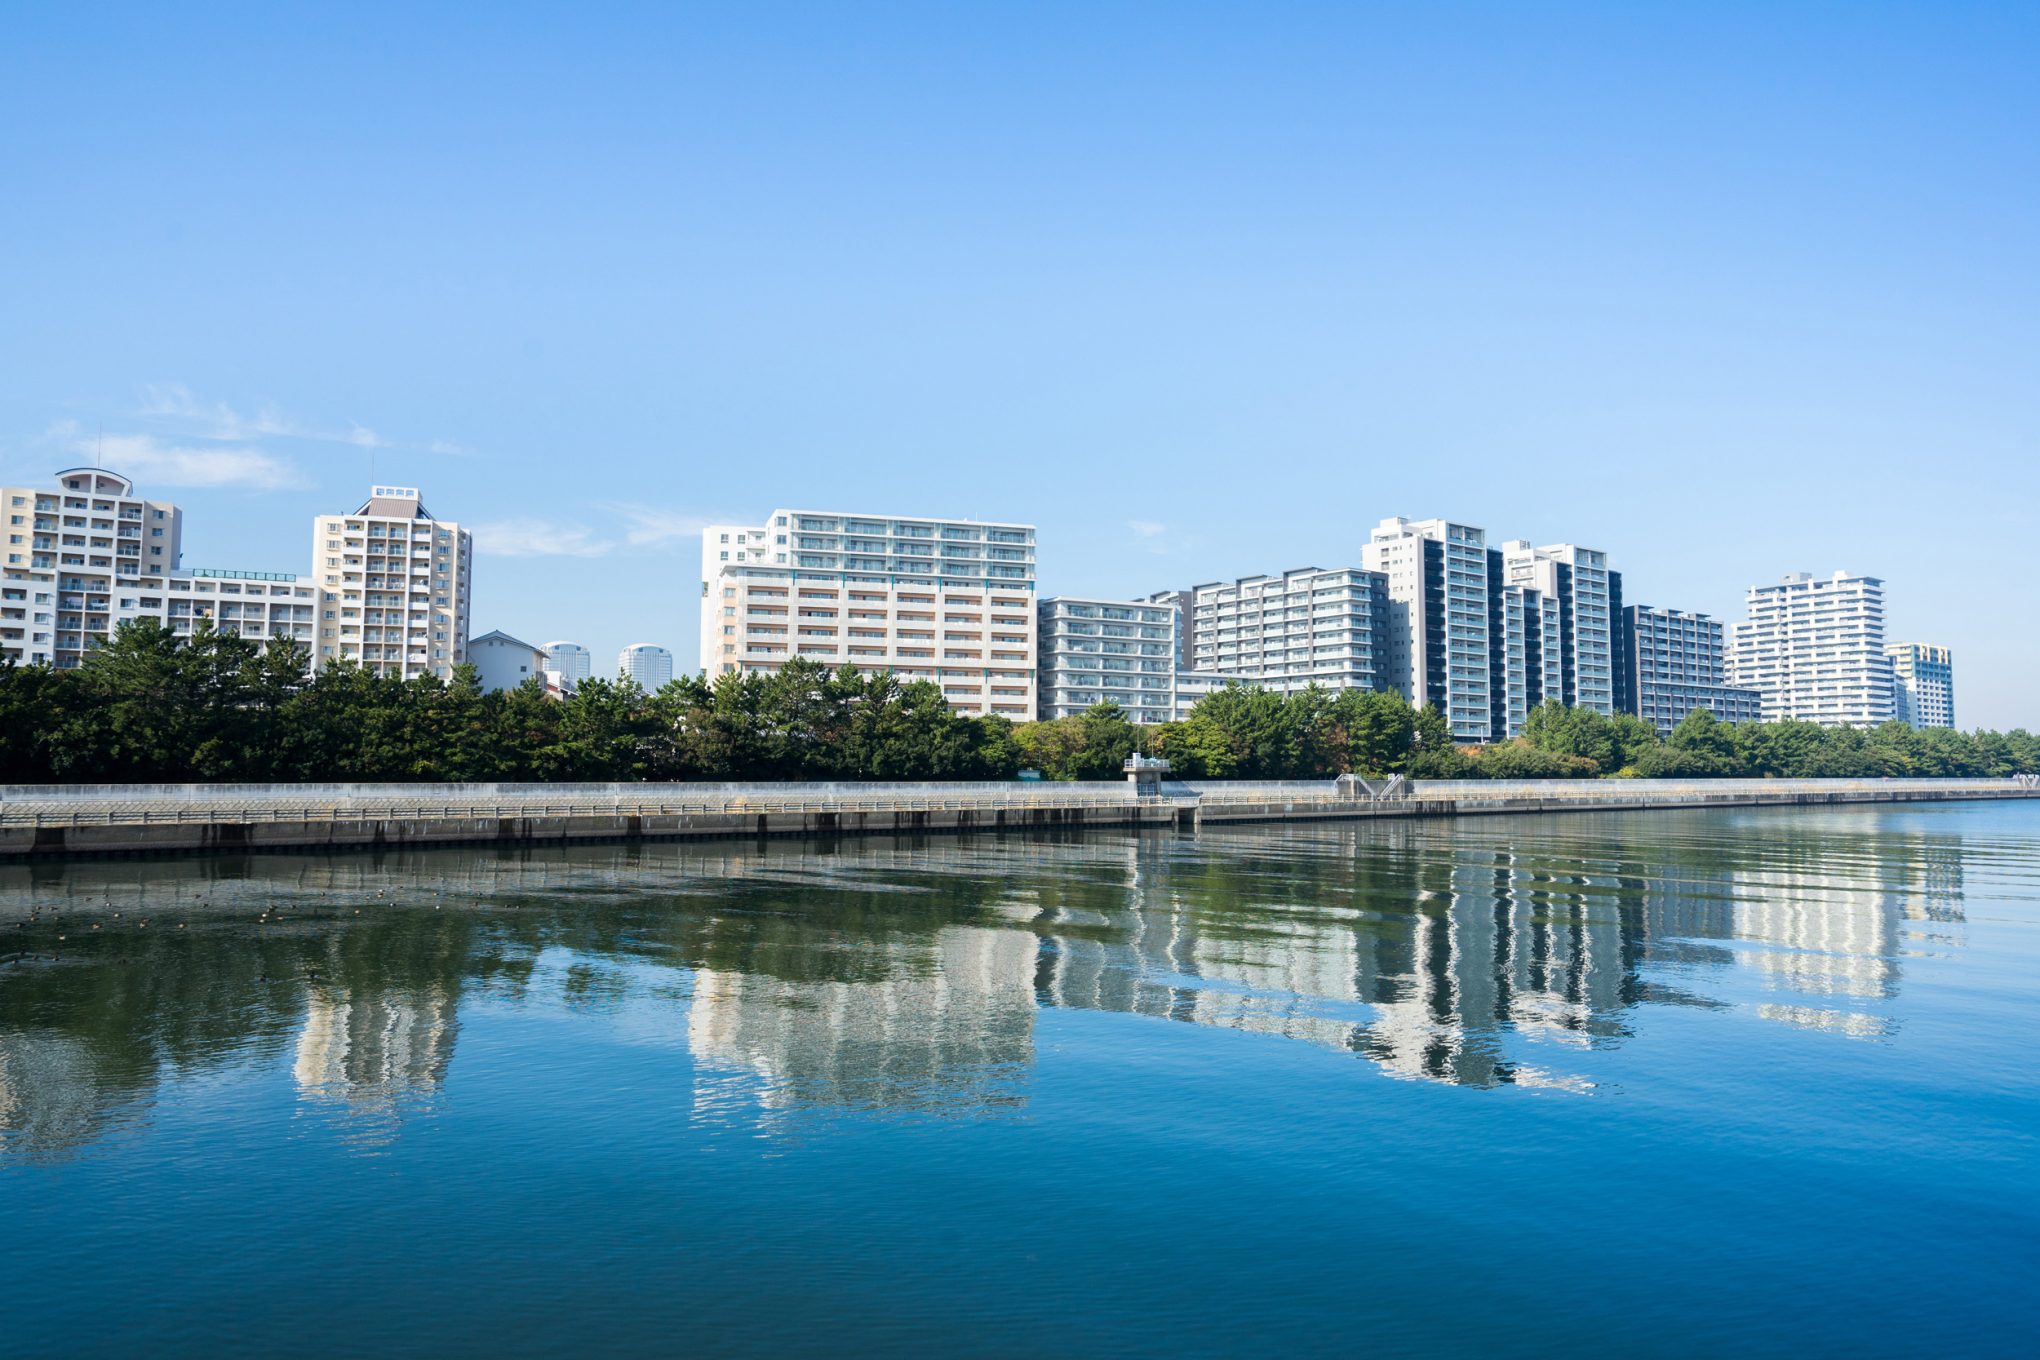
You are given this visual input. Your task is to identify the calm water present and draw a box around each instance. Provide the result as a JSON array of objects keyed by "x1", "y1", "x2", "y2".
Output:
[{"x1": 3, "y1": 804, "x2": 2038, "y2": 1358}]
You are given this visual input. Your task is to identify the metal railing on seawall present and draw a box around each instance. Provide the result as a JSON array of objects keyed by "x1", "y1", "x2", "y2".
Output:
[
  {"x1": 0, "y1": 779, "x2": 1166, "y2": 829},
  {"x1": 0, "y1": 776, "x2": 2031, "y2": 836}
]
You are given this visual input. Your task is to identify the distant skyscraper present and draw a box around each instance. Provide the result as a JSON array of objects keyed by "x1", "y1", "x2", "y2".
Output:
[
  {"x1": 312, "y1": 485, "x2": 472, "y2": 681},
  {"x1": 618, "y1": 643, "x2": 674, "y2": 690},
  {"x1": 1364, "y1": 517, "x2": 1492, "y2": 740},
  {"x1": 1886, "y1": 643, "x2": 1954, "y2": 729},
  {"x1": 541, "y1": 640, "x2": 592, "y2": 683},
  {"x1": 1728, "y1": 572, "x2": 1894, "y2": 727},
  {"x1": 1619, "y1": 606, "x2": 1763, "y2": 735}
]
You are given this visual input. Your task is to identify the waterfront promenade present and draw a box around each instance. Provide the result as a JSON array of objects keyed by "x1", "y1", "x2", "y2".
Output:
[{"x1": 3, "y1": 776, "x2": 2035, "y2": 857}]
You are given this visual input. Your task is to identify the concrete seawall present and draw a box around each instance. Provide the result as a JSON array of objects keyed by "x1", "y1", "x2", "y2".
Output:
[{"x1": 4, "y1": 777, "x2": 2035, "y2": 859}]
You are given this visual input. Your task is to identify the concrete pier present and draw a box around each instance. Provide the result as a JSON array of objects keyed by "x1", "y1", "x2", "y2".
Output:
[{"x1": 2, "y1": 776, "x2": 2034, "y2": 859}]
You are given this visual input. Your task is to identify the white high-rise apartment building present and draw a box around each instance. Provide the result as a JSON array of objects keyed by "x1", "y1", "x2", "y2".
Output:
[
  {"x1": 313, "y1": 486, "x2": 472, "y2": 681},
  {"x1": 1500, "y1": 540, "x2": 1618, "y2": 716},
  {"x1": 1037, "y1": 597, "x2": 1177, "y2": 722},
  {"x1": 2, "y1": 467, "x2": 316, "y2": 667},
  {"x1": 618, "y1": 643, "x2": 674, "y2": 690},
  {"x1": 700, "y1": 508, "x2": 1037, "y2": 718},
  {"x1": 1619, "y1": 606, "x2": 1762, "y2": 735},
  {"x1": 1172, "y1": 668, "x2": 1230, "y2": 719},
  {"x1": 1885, "y1": 642, "x2": 1954, "y2": 729},
  {"x1": 2, "y1": 467, "x2": 182, "y2": 667},
  {"x1": 1487, "y1": 581, "x2": 1564, "y2": 740},
  {"x1": 541, "y1": 640, "x2": 593, "y2": 684},
  {"x1": 1728, "y1": 571, "x2": 1894, "y2": 727},
  {"x1": 1177, "y1": 567, "x2": 1387, "y2": 696},
  {"x1": 1363, "y1": 518, "x2": 1491, "y2": 740}
]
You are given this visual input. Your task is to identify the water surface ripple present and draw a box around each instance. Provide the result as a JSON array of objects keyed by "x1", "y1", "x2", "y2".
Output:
[{"x1": 4, "y1": 804, "x2": 2037, "y2": 1357}]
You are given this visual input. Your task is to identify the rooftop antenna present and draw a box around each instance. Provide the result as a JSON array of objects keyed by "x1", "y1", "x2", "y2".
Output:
[{"x1": 95, "y1": 422, "x2": 103, "y2": 470}]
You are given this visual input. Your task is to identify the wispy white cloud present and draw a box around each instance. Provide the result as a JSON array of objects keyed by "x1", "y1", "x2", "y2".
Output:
[
  {"x1": 601, "y1": 502, "x2": 716, "y2": 548},
  {"x1": 46, "y1": 423, "x2": 308, "y2": 490},
  {"x1": 1127, "y1": 519, "x2": 1180, "y2": 555},
  {"x1": 134, "y1": 382, "x2": 460, "y2": 457},
  {"x1": 460, "y1": 505, "x2": 717, "y2": 559},
  {"x1": 472, "y1": 517, "x2": 614, "y2": 558}
]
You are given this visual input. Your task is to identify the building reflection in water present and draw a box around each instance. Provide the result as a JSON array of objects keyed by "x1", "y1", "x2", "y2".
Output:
[
  {"x1": 1032, "y1": 834, "x2": 1629, "y2": 1090},
  {"x1": 0, "y1": 1030, "x2": 118, "y2": 1160},
  {"x1": 1025, "y1": 819, "x2": 1973, "y2": 1089},
  {"x1": 293, "y1": 985, "x2": 460, "y2": 1142},
  {"x1": 0, "y1": 811, "x2": 1993, "y2": 1155},
  {"x1": 1727, "y1": 836, "x2": 1966, "y2": 1040},
  {"x1": 687, "y1": 927, "x2": 1038, "y2": 1128}
]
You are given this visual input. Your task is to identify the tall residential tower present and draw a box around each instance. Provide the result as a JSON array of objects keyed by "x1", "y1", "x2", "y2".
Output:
[
  {"x1": 1498, "y1": 540, "x2": 1620, "y2": 716},
  {"x1": 313, "y1": 486, "x2": 473, "y2": 681},
  {"x1": 1885, "y1": 643, "x2": 1954, "y2": 729},
  {"x1": 1728, "y1": 571, "x2": 1893, "y2": 727},
  {"x1": 1364, "y1": 518, "x2": 1491, "y2": 740}
]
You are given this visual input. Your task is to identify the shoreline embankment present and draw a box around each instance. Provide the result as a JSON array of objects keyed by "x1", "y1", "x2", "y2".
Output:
[{"x1": 3, "y1": 776, "x2": 2036, "y2": 859}]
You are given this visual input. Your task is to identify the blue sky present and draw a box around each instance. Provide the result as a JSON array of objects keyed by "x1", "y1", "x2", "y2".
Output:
[{"x1": 3, "y1": 2, "x2": 2035, "y2": 724}]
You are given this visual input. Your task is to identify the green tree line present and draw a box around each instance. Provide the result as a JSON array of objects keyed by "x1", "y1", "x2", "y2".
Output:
[{"x1": 3, "y1": 620, "x2": 2035, "y2": 783}]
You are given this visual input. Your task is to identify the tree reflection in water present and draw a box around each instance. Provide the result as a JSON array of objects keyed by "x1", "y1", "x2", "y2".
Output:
[{"x1": 0, "y1": 808, "x2": 1985, "y2": 1157}]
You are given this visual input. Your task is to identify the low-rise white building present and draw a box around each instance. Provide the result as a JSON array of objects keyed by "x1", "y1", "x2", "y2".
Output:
[
  {"x1": 1886, "y1": 642, "x2": 1954, "y2": 729},
  {"x1": 469, "y1": 630, "x2": 548, "y2": 693}
]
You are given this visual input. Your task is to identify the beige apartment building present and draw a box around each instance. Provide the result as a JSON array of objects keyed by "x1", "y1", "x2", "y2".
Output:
[
  {"x1": 700, "y1": 508, "x2": 1037, "y2": 717},
  {"x1": 312, "y1": 486, "x2": 473, "y2": 680},
  {"x1": 2, "y1": 467, "x2": 316, "y2": 667}
]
